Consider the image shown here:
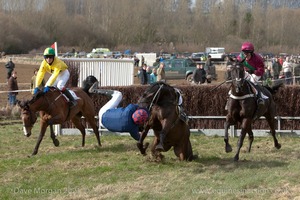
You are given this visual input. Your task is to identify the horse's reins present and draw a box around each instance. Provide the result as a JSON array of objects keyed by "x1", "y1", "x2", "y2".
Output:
[{"x1": 148, "y1": 84, "x2": 164, "y2": 111}]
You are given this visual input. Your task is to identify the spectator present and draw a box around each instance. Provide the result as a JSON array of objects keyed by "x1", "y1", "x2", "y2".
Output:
[
  {"x1": 146, "y1": 65, "x2": 151, "y2": 84},
  {"x1": 263, "y1": 66, "x2": 273, "y2": 83},
  {"x1": 152, "y1": 58, "x2": 160, "y2": 68},
  {"x1": 157, "y1": 62, "x2": 166, "y2": 82},
  {"x1": 33, "y1": 47, "x2": 77, "y2": 107},
  {"x1": 141, "y1": 56, "x2": 145, "y2": 66},
  {"x1": 138, "y1": 64, "x2": 148, "y2": 85},
  {"x1": 30, "y1": 68, "x2": 45, "y2": 94},
  {"x1": 8, "y1": 70, "x2": 18, "y2": 106},
  {"x1": 5, "y1": 57, "x2": 15, "y2": 82},
  {"x1": 282, "y1": 57, "x2": 292, "y2": 85},
  {"x1": 192, "y1": 64, "x2": 206, "y2": 84},
  {"x1": 149, "y1": 68, "x2": 157, "y2": 84},
  {"x1": 134, "y1": 56, "x2": 140, "y2": 67},
  {"x1": 272, "y1": 57, "x2": 282, "y2": 80}
]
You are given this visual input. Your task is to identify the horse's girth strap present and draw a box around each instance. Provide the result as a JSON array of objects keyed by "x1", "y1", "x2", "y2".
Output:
[{"x1": 229, "y1": 93, "x2": 255, "y2": 100}]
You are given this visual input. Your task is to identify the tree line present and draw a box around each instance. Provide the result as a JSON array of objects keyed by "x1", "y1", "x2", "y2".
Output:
[{"x1": 0, "y1": 0, "x2": 299, "y2": 55}]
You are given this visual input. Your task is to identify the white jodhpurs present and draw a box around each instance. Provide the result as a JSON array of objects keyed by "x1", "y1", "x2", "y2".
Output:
[
  {"x1": 50, "y1": 69, "x2": 70, "y2": 90},
  {"x1": 98, "y1": 91, "x2": 123, "y2": 127},
  {"x1": 244, "y1": 71, "x2": 261, "y2": 85}
]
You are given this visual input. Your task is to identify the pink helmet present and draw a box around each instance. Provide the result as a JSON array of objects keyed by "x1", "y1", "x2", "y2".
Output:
[
  {"x1": 132, "y1": 109, "x2": 149, "y2": 125},
  {"x1": 241, "y1": 42, "x2": 254, "y2": 52}
]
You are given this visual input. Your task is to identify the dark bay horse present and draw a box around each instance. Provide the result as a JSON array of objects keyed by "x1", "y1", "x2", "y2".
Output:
[
  {"x1": 18, "y1": 87, "x2": 101, "y2": 156},
  {"x1": 225, "y1": 60, "x2": 282, "y2": 161},
  {"x1": 137, "y1": 82, "x2": 194, "y2": 161}
]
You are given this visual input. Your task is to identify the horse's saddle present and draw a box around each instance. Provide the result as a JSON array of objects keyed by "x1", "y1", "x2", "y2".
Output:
[{"x1": 48, "y1": 87, "x2": 80, "y2": 101}]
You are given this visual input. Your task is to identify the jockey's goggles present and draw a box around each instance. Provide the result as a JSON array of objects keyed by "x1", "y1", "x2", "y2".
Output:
[{"x1": 44, "y1": 55, "x2": 55, "y2": 59}]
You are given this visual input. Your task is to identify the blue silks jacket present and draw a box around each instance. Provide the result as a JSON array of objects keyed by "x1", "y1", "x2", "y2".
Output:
[{"x1": 102, "y1": 104, "x2": 140, "y2": 140}]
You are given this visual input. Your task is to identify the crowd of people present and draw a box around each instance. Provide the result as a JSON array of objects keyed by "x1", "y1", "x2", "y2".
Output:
[{"x1": 137, "y1": 61, "x2": 165, "y2": 85}]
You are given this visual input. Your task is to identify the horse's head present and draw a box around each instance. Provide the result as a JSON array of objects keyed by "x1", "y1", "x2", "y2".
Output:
[
  {"x1": 18, "y1": 100, "x2": 38, "y2": 137},
  {"x1": 228, "y1": 58, "x2": 246, "y2": 94},
  {"x1": 138, "y1": 82, "x2": 177, "y2": 109},
  {"x1": 83, "y1": 75, "x2": 99, "y2": 94}
]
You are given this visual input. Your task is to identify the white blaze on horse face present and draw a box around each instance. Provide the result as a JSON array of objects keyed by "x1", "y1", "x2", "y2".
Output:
[{"x1": 23, "y1": 126, "x2": 29, "y2": 136}]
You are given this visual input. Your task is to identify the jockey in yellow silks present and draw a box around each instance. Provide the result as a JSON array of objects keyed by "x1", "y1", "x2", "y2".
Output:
[{"x1": 34, "y1": 47, "x2": 77, "y2": 107}]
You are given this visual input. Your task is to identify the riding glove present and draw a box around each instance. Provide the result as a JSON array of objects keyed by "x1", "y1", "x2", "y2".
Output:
[
  {"x1": 43, "y1": 86, "x2": 50, "y2": 93},
  {"x1": 33, "y1": 87, "x2": 40, "y2": 95}
]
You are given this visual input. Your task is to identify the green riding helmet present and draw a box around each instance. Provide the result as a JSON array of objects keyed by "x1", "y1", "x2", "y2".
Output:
[{"x1": 43, "y1": 47, "x2": 55, "y2": 56}]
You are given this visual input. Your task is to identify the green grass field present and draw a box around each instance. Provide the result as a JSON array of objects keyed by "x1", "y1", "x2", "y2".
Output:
[{"x1": 1, "y1": 119, "x2": 300, "y2": 200}]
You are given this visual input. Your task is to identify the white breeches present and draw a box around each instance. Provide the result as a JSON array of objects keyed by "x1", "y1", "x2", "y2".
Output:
[
  {"x1": 98, "y1": 91, "x2": 123, "y2": 127},
  {"x1": 51, "y1": 69, "x2": 70, "y2": 90}
]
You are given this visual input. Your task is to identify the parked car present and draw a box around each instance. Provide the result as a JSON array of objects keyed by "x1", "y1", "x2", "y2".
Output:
[
  {"x1": 62, "y1": 52, "x2": 74, "y2": 58},
  {"x1": 228, "y1": 52, "x2": 240, "y2": 59},
  {"x1": 77, "y1": 51, "x2": 86, "y2": 58},
  {"x1": 191, "y1": 52, "x2": 207, "y2": 62},
  {"x1": 205, "y1": 47, "x2": 226, "y2": 61},
  {"x1": 112, "y1": 51, "x2": 122, "y2": 58},
  {"x1": 153, "y1": 58, "x2": 196, "y2": 82}
]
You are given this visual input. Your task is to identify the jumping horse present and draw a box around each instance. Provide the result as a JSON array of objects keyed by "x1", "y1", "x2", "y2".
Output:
[
  {"x1": 137, "y1": 82, "x2": 194, "y2": 161},
  {"x1": 19, "y1": 86, "x2": 101, "y2": 156},
  {"x1": 224, "y1": 59, "x2": 282, "y2": 161}
]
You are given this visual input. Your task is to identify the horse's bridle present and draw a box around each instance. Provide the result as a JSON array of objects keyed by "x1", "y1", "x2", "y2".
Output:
[{"x1": 22, "y1": 108, "x2": 37, "y2": 128}]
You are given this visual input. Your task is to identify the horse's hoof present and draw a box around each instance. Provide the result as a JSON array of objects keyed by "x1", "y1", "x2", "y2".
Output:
[
  {"x1": 155, "y1": 144, "x2": 165, "y2": 152},
  {"x1": 137, "y1": 142, "x2": 148, "y2": 155},
  {"x1": 53, "y1": 139, "x2": 60, "y2": 147},
  {"x1": 233, "y1": 156, "x2": 239, "y2": 162},
  {"x1": 225, "y1": 145, "x2": 232, "y2": 153},
  {"x1": 276, "y1": 143, "x2": 281, "y2": 149}
]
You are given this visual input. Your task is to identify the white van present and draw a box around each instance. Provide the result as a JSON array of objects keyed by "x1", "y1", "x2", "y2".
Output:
[{"x1": 205, "y1": 47, "x2": 226, "y2": 61}]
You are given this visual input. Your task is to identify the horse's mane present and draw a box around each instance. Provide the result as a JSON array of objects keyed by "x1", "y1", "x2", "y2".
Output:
[
  {"x1": 144, "y1": 81, "x2": 174, "y2": 95},
  {"x1": 138, "y1": 81, "x2": 177, "y2": 107}
]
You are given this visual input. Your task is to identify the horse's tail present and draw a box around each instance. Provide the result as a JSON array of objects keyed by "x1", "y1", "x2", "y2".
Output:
[
  {"x1": 265, "y1": 82, "x2": 284, "y2": 95},
  {"x1": 82, "y1": 75, "x2": 99, "y2": 95}
]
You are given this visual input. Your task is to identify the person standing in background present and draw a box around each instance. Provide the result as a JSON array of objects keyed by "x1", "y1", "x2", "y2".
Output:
[
  {"x1": 30, "y1": 68, "x2": 45, "y2": 94},
  {"x1": 156, "y1": 62, "x2": 166, "y2": 82},
  {"x1": 8, "y1": 70, "x2": 18, "y2": 106},
  {"x1": 282, "y1": 56, "x2": 293, "y2": 85},
  {"x1": 5, "y1": 57, "x2": 15, "y2": 82},
  {"x1": 272, "y1": 57, "x2": 282, "y2": 80}
]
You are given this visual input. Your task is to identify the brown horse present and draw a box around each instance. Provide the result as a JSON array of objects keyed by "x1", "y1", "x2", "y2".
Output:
[
  {"x1": 18, "y1": 87, "x2": 101, "y2": 156},
  {"x1": 225, "y1": 60, "x2": 282, "y2": 161},
  {"x1": 137, "y1": 82, "x2": 194, "y2": 161}
]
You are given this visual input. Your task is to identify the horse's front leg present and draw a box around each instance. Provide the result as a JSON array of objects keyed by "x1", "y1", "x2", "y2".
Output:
[
  {"x1": 137, "y1": 125, "x2": 150, "y2": 155},
  {"x1": 49, "y1": 125, "x2": 60, "y2": 147},
  {"x1": 265, "y1": 115, "x2": 281, "y2": 149},
  {"x1": 234, "y1": 118, "x2": 251, "y2": 161},
  {"x1": 234, "y1": 129, "x2": 246, "y2": 161},
  {"x1": 31, "y1": 122, "x2": 48, "y2": 156},
  {"x1": 247, "y1": 130, "x2": 254, "y2": 153},
  {"x1": 151, "y1": 132, "x2": 164, "y2": 161},
  {"x1": 224, "y1": 116, "x2": 233, "y2": 153}
]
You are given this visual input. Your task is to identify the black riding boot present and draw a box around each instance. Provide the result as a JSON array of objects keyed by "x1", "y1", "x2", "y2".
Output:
[
  {"x1": 253, "y1": 88, "x2": 265, "y2": 121},
  {"x1": 63, "y1": 89, "x2": 77, "y2": 108},
  {"x1": 155, "y1": 133, "x2": 166, "y2": 151}
]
